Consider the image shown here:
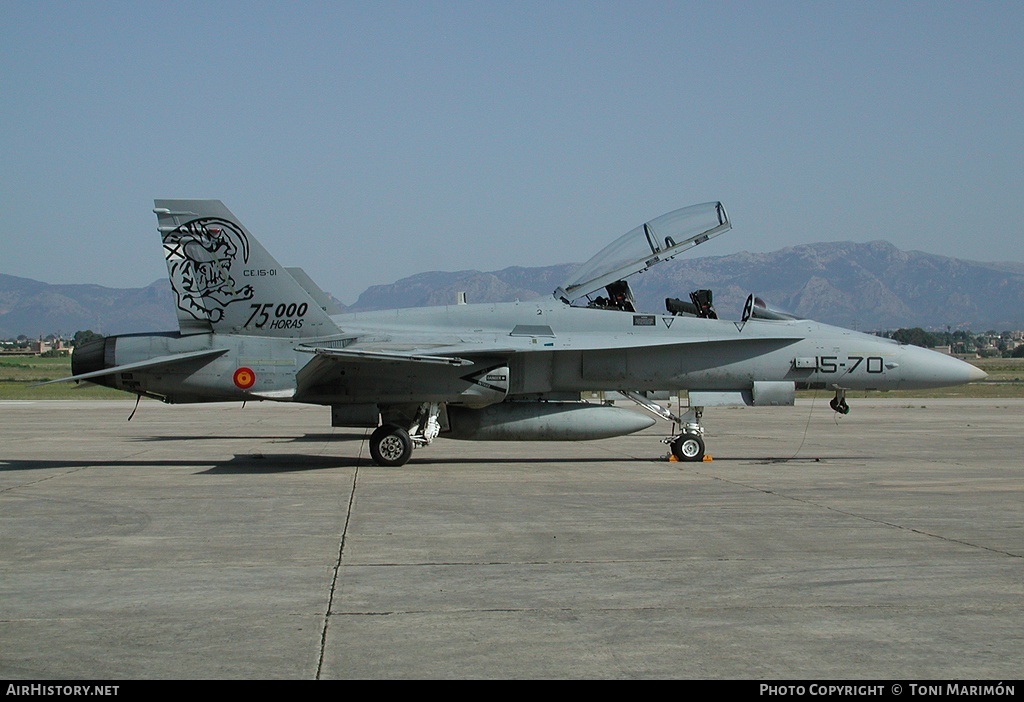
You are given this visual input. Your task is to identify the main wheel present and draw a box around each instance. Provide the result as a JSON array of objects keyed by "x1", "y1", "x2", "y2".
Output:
[
  {"x1": 671, "y1": 434, "x2": 705, "y2": 462},
  {"x1": 369, "y1": 424, "x2": 413, "y2": 466}
]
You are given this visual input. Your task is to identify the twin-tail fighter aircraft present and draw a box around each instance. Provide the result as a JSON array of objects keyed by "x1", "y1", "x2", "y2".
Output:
[{"x1": 54, "y1": 200, "x2": 986, "y2": 465}]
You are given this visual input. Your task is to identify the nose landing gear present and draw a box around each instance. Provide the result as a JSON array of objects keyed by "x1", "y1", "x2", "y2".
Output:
[
  {"x1": 620, "y1": 391, "x2": 708, "y2": 462},
  {"x1": 667, "y1": 405, "x2": 706, "y2": 461},
  {"x1": 670, "y1": 430, "x2": 705, "y2": 462}
]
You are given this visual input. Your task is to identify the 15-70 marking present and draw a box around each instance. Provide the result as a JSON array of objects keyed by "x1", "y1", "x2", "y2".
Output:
[{"x1": 817, "y1": 355, "x2": 885, "y2": 374}]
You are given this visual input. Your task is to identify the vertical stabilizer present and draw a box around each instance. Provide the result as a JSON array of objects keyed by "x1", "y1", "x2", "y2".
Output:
[
  {"x1": 154, "y1": 200, "x2": 339, "y2": 337},
  {"x1": 286, "y1": 267, "x2": 345, "y2": 314}
]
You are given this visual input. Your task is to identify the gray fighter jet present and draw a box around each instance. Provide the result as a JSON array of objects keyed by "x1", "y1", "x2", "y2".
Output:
[{"x1": 55, "y1": 200, "x2": 986, "y2": 465}]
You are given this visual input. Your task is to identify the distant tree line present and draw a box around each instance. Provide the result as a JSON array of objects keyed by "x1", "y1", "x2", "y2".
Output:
[
  {"x1": 883, "y1": 328, "x2": 1024, "y2": 357},
  {"x1": 1, "y1": 330, "x2": 103, "y2": 357},
  {"x1": 73, "y1": 330, "x2": 103, "y2": 346}
]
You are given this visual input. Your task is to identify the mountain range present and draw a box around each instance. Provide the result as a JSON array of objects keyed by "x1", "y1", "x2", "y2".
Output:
[
  {"x1": 4, "y1": 240, "x2": 1024, "y2": 338},
  {"x1": 0, "y1": 275, "x2": 175, "y2": 340}
]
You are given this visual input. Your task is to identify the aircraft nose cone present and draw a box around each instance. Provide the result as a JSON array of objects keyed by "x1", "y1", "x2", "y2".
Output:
[{"x1": 898, "y1": 345, "x2": 988, "y2": 389}]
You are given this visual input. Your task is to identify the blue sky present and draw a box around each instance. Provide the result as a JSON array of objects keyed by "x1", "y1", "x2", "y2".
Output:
[{"x1": 2, "y1": 1, "x2": 1022, "y2": 304}]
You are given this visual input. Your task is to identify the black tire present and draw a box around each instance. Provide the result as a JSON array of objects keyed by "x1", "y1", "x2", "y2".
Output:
[
  {"x1": 369, "y1": 424, "x2": 413, "y2": 466},
  {"x1": 671, "y1": 434, "x2": 705, "y2": 462},
  {"x1": 830, "y1": 397, "x2": 851, "y2": 414}
]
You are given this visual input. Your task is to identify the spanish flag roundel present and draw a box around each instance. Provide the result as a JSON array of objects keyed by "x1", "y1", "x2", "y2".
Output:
[{"x1": 233, "y1": 367, "x2": 256, "y2": 390}]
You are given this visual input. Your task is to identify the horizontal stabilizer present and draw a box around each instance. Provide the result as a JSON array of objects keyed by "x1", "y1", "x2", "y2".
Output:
[{"x1": 39, "y1": 348, "x2": 229, "y2": 385}]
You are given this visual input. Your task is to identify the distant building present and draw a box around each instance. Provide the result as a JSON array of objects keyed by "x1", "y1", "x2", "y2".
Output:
[{"x1": 24, "y1": 337, "x2": 71, "y2": 356}]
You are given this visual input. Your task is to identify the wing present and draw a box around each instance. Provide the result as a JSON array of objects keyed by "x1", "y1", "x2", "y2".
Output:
[
  {"x1": 291, "y1": 338, "x2": 518, "y2": 405},
  {"x1": 291, "y1": 327, "x2": 804, "y2": 401}
]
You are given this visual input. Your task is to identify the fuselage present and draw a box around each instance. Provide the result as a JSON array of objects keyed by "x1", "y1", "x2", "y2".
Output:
[
  {"x1": 62, "y1": 197, "x2": 988, "y2": 466},
  {"x1": 76, "y1": 297, "x2": 985, "y2": 405}
]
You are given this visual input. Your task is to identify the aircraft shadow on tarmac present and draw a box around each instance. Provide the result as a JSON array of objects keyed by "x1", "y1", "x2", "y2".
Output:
[
  {"x1": 415, "y1": 455, "x2": 872, "y2": 465},
  {"x1": 208, "y1": 453, "x2": 872, "y2": 470},
  {"x1": 0, "y1": 456, "x2": 359, "y2": 473},
  {"x1": 0, "y1": 440, "x2": 872, "y2": 474},
  {"x1": 0, "y1": 453, "x2": 619, "y2": 475},
  {"x1": 125, "y1": 432, "x2": 371, "y2": 442}
]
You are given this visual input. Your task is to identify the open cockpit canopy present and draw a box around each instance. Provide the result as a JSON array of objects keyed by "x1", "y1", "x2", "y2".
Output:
[{"x1": 555, "y1": 201, "x2": 730, "y2": 304}]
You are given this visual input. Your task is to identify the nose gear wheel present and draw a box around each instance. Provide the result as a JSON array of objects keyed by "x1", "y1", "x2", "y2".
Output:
[{"x1": 671, "y1": 433, "x2": 705, "y2": 461}]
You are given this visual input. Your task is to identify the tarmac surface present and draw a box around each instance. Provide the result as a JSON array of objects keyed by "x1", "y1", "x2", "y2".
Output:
[{"x1": 1, "y1": 398, "x2": 1021, "y2": 679}]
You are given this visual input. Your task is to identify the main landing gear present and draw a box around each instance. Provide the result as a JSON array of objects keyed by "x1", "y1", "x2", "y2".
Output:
[
  {"x1": 368, "y1": 424, "x2": 413, "y2": 466},
  {"x1": 368, "y1": 402, "x2": 442, "y2": 467}
]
